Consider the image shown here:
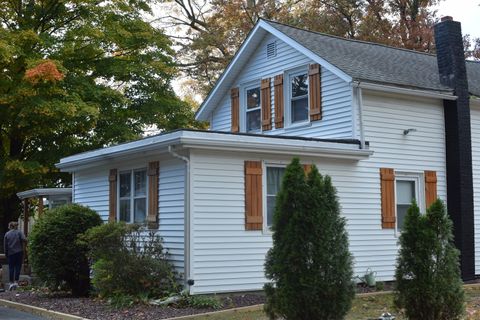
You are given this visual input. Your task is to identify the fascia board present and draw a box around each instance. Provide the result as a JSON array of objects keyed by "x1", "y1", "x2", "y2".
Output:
[
  {"x1": 179, "y1": 131, "x2": 372, "y2": 160},
  {"x1": 358, "y1": 81, "x2": 457, "y2": 100}
]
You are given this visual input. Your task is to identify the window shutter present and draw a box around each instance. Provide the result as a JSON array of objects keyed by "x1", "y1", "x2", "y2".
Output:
[
  {"x1": 261, "y1": 78, "x2": 272, "y2": 131},
  {"x1": 303, "y1": 164, "x2": 312, "y2": 176},
  {"x1": 425, "y1": 170, "x2": 437, "y2": 208},
  {"x1": 231, "y1": 87, "x2": 240, "y2": 133},
  {"x1": 274, "y1": 75, "x2": 284, "y2": 129},
  {"x1": 109, "y1": 169, "x2": 117, "y2": 222},
  {"x1": 147, "y1": 161, "x2": 159, "y2": 229},
  {"x1": 245, "y1": 161, "x2": 263, "y2": 230},
  {"x1": 308, "y1": 63, "x2": 322, "y2": 121},
  {"x1": 380, "y1": 168, "x2": 395, "y2": 229}
]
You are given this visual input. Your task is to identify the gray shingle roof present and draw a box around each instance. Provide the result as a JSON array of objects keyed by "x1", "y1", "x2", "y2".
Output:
[{"x1": 266, "y1": 20, "x2": 480, "y2": 97}]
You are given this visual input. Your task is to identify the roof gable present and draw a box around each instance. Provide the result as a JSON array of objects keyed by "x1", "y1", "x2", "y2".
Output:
[{"x1": 195, "y1": 20, "x2": 352, "y2": 121}]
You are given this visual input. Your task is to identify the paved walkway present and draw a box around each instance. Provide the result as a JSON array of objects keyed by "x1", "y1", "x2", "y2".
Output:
[{"x1": 0, "y1": 306, "x2": 46, "y2": 319}]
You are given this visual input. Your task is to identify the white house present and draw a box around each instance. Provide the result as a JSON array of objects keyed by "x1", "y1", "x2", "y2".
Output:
[{"x1": 57, "y1": 17, "x2": 480, "y2": 294}]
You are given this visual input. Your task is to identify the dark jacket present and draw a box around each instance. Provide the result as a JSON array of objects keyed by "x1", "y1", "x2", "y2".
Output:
[{"x1": 3, "y1": 229, "x2": 26, "y2": 256}]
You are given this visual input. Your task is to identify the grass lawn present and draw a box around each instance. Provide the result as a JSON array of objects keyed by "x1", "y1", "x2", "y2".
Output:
[{"x1": 194, "y1": 285, "x2": 480, "y2": 320}]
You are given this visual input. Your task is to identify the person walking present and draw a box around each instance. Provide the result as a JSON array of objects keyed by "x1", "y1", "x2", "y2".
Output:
[{"x1": 3, "y1": 222, "x2": 26, "y2": 291}]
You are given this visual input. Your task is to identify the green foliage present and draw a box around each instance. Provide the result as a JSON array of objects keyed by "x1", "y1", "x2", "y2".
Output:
[
  {"x1": 176, "y1": 292, "x2": 222, "y2": 310},
  {"x1": 0, "y1": 0, "x2": 200, "y2": 237},
  {"x1": 28, "y1": 204, "x2": 102, "y2": 297},
  {"x1": 394, "y1": 199, "x2": 465, "y2": 320},
  {"x1": 264, "y1": 158, "x2": 354, "y2": 320},
  {"x1": 81, "y1": 222, "x2": 179, "y2": 300}
]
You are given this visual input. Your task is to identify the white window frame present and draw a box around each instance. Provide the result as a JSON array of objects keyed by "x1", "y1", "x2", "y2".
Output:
[
  {"x1": 242, "y1": 82, "x2": 262, "y2": 133},
  {"x1": 285, "y1": 66, "x2": 309, "y2": 127},
  {"x1": 262, "y1": 162, "x2": 287, "y2": 233},
  {"x1": 394, "y1": 172, "x2": 425, "y2": 233},
  {"x1": 117, "y1": 167, "x2": 148, "y2": 224}
]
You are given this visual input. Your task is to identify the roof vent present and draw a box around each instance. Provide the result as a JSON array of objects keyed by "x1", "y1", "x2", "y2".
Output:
[{"x1": 266, "y1": 41, "x2": 277, "y2": 59}]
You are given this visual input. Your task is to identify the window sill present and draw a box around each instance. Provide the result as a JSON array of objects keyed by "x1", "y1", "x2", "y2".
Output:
[{"x1": 284, "y1": 121, "x2": 312, "y2": 131}]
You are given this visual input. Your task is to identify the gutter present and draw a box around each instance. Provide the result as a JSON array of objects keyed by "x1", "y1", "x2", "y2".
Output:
[
  {"x1": 168, "y1": 146, "x2": 192, "y2": 292},
  {"x1": 358, "y1": 81, "x2": 457, "y2": 101}
]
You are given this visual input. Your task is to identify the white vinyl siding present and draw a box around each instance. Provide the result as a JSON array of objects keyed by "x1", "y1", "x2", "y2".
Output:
[
  {"x1": 210, "y1": 33, "x2": 353, "y2": 139},
  {"x1": 189, "y1": 92, "x2": 446, "y2": 294},
  {"x1": 73, "y1": 157, "x2": 186, "y2": 275},
  {"x1": 470, "y1": 104, "x2": 480, "y2": 274}
]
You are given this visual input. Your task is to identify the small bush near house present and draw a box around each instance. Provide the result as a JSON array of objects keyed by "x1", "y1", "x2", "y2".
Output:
[
  {"x1": 264, "y1": 158, "x2": 355, "y2": 320},
  {"x1": 80, "y1": 222, "x2": 179, "y2": 301},
  {"x1": 28, "y1": 204, "x2": 102, "y2": 297},
  {"x1": 394, "y1": 199, "x2": 465, "y2": 320}
]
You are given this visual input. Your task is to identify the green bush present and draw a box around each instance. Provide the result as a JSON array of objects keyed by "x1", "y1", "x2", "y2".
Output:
[
  {"x1": 81, "y1": 222, "x2": 179, "y2": 300},
  {"x1": 28, "y1": 204, "x2": 102, "y2": 297},
  {"x1": 264, "y1": 158, "x2": 355, "y2": 320},
  {"x1": 394, "y1": 199, "x2": 465, "y2": 320}
]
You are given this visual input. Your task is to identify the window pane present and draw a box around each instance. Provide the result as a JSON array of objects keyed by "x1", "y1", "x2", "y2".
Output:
[
  {"x1": 292, "y1": 74, "x2": 308, "y2": 97},
  {"x1": 134, "y1": 170, "x2": 146, "y2": 197},
  {"x1": 266, "y1": 167, "x2": 286, "y2": 227},
  {"x1": 247, "y1": 109, "x2": 261, "y2": 132},
  {"x1": 246, "y1": 87, "x2": 260, "y2": 109},
  {"x1": 292, "y1": 97, "x2": 309, "y2": 123},
  {"x1": 119, "y1": 172, "x2": 131, "y2": 197},
  {"x1": 267, "y1": 195, "x2": 276, "y2": 227},
  {"x1": 119, "y1": 199, "x2": 131, "y2": 222},
  {"x1": 397, "y1": 180, "x2": 415, "y2": 203},
  {"x1": 397, "y1": 204, "x2": 410, "y2": 231},
  {"x1": 134, "y1": 198, "x2": 146, "y2": 223}
]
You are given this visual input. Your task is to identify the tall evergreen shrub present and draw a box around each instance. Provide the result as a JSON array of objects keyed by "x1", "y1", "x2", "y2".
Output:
[
  {"x1": 395, "y1": 199, "x2": 465, "y2": 320},
  {"x1": 29, "y1": 204, "x2": 102, "y2": 296},
  {"x1": 264, "y1": 158, "x2": 354, "y2": 320}
]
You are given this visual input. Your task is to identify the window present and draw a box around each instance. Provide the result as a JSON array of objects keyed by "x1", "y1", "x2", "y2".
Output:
[
  {"x1": 246, "y1": 86, "x2": 261, "y2": 132},
  {"x1": 289, "y1": 70, "x2": 309, "y2": 124},
  {"x1": 396, "y1": 173, "x2": 422, "y2": 231},
  {"x1": 119, "y1": 169, "x2": 147, "y2": 223},
  {"x1": 266, "y1": 166, "x2": 286, "y2": 228}
]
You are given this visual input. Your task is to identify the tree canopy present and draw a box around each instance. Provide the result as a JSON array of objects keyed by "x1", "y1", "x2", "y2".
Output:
[
  {"x1": 0, "y1": 0, "x2": 198, "y2": 237},
  {"x1": 161, "y1": 0, "x2": 479, "y2": 96}
]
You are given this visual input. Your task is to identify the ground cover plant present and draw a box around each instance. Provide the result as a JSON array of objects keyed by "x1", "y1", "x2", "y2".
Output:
[
  {"x1": 395, "y1": 199, "x2": 465, "y2": 320},
  {"x1": 28, "y1": 204, "x2": 103, "y2": 297},
  {"x1": 264, "y1": 158, "x2": 354, "y2": 320},
  {"x1": 81, "y1": 222, "x2": 179, "y2": 303}
]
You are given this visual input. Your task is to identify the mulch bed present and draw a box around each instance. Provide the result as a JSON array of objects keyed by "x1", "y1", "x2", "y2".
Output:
[{"x1": 0, "y1": 290, "x2": 265, "y2": 320}]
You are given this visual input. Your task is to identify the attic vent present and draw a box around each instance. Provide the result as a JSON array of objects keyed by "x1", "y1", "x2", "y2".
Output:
[{"x1": 266, "y1": 41, "x2": 277, "y2": 59}]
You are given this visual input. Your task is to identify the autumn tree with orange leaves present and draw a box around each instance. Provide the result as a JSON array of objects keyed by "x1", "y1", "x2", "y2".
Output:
[{"x1": 0, "y1": 0, "x2": 200, "y2": 243}]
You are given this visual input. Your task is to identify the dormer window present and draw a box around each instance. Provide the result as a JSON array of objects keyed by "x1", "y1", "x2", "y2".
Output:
[
  {"x1": 246, "y1": 86, "x2": 261, "y2": 132},
  {"x1": 289, "y1": 71, "x2": 309, "y2": 124}
]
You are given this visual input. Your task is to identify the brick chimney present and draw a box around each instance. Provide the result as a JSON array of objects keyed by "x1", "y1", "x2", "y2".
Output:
[{"x1": 434, "y1": 17, "x2": 474, "y2": 280}]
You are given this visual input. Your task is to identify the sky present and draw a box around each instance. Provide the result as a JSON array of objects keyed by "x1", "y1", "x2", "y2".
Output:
[{"x1": 436, "y1": 0, "x2": 480, "y2": 38}]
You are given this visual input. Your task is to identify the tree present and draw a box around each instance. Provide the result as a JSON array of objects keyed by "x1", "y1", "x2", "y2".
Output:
[
  {"x1": 29, "y1": 204, "x2": 103, "y2": 296},
  {"x1": 160, "y1": 0, "x2": 443, "y2": 96},
  {"x1": 0, "y1": 0, "x2": 199, "y2": 242},
  {"x1": 264, "y1": 158, "x2": 354, "y2": 320},
  {"x1": 394, "y1": 199, "x2": 465, "y2": 320}
]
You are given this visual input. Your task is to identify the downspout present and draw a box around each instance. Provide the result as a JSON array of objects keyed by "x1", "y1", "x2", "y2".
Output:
[
  {"x1": 354, "y1": 81, "x2": 366, "y2": 149},
  {"x1": 168, "y1": 145, "x2": 192, "y2": 291}
]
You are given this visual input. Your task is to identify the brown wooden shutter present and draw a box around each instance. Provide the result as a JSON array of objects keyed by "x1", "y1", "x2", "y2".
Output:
[
  {"x1": 303, "y1": 164, "x2": 312, "y2": 176},
  {"x1": 380, "y1": 168, "x2": 396, "y2": 229},
  {"x1": 308, "y1": 63, "x2": 322, "y2": 121},
  {"x1": 261, "y1": 78, "x2": 272, "y2": 131},
  {"x1": 231, "y1": 87, "x2": 240, "y2": 132},
  {"x1": 108, "y1": 169, "x2": 117, "y2": 222},
  {"x1": 147, "y1": 161, "x2": 159, "y2": 229},
  {"x1": 425, "y1": 171, "x2": 437, "y2": 208},
  {"x1": 274, "y1": 75, "x2": 284, "y2": 129},
  {"x1": 245, "y1": 161, "x2": 263, "y2": 230}
]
